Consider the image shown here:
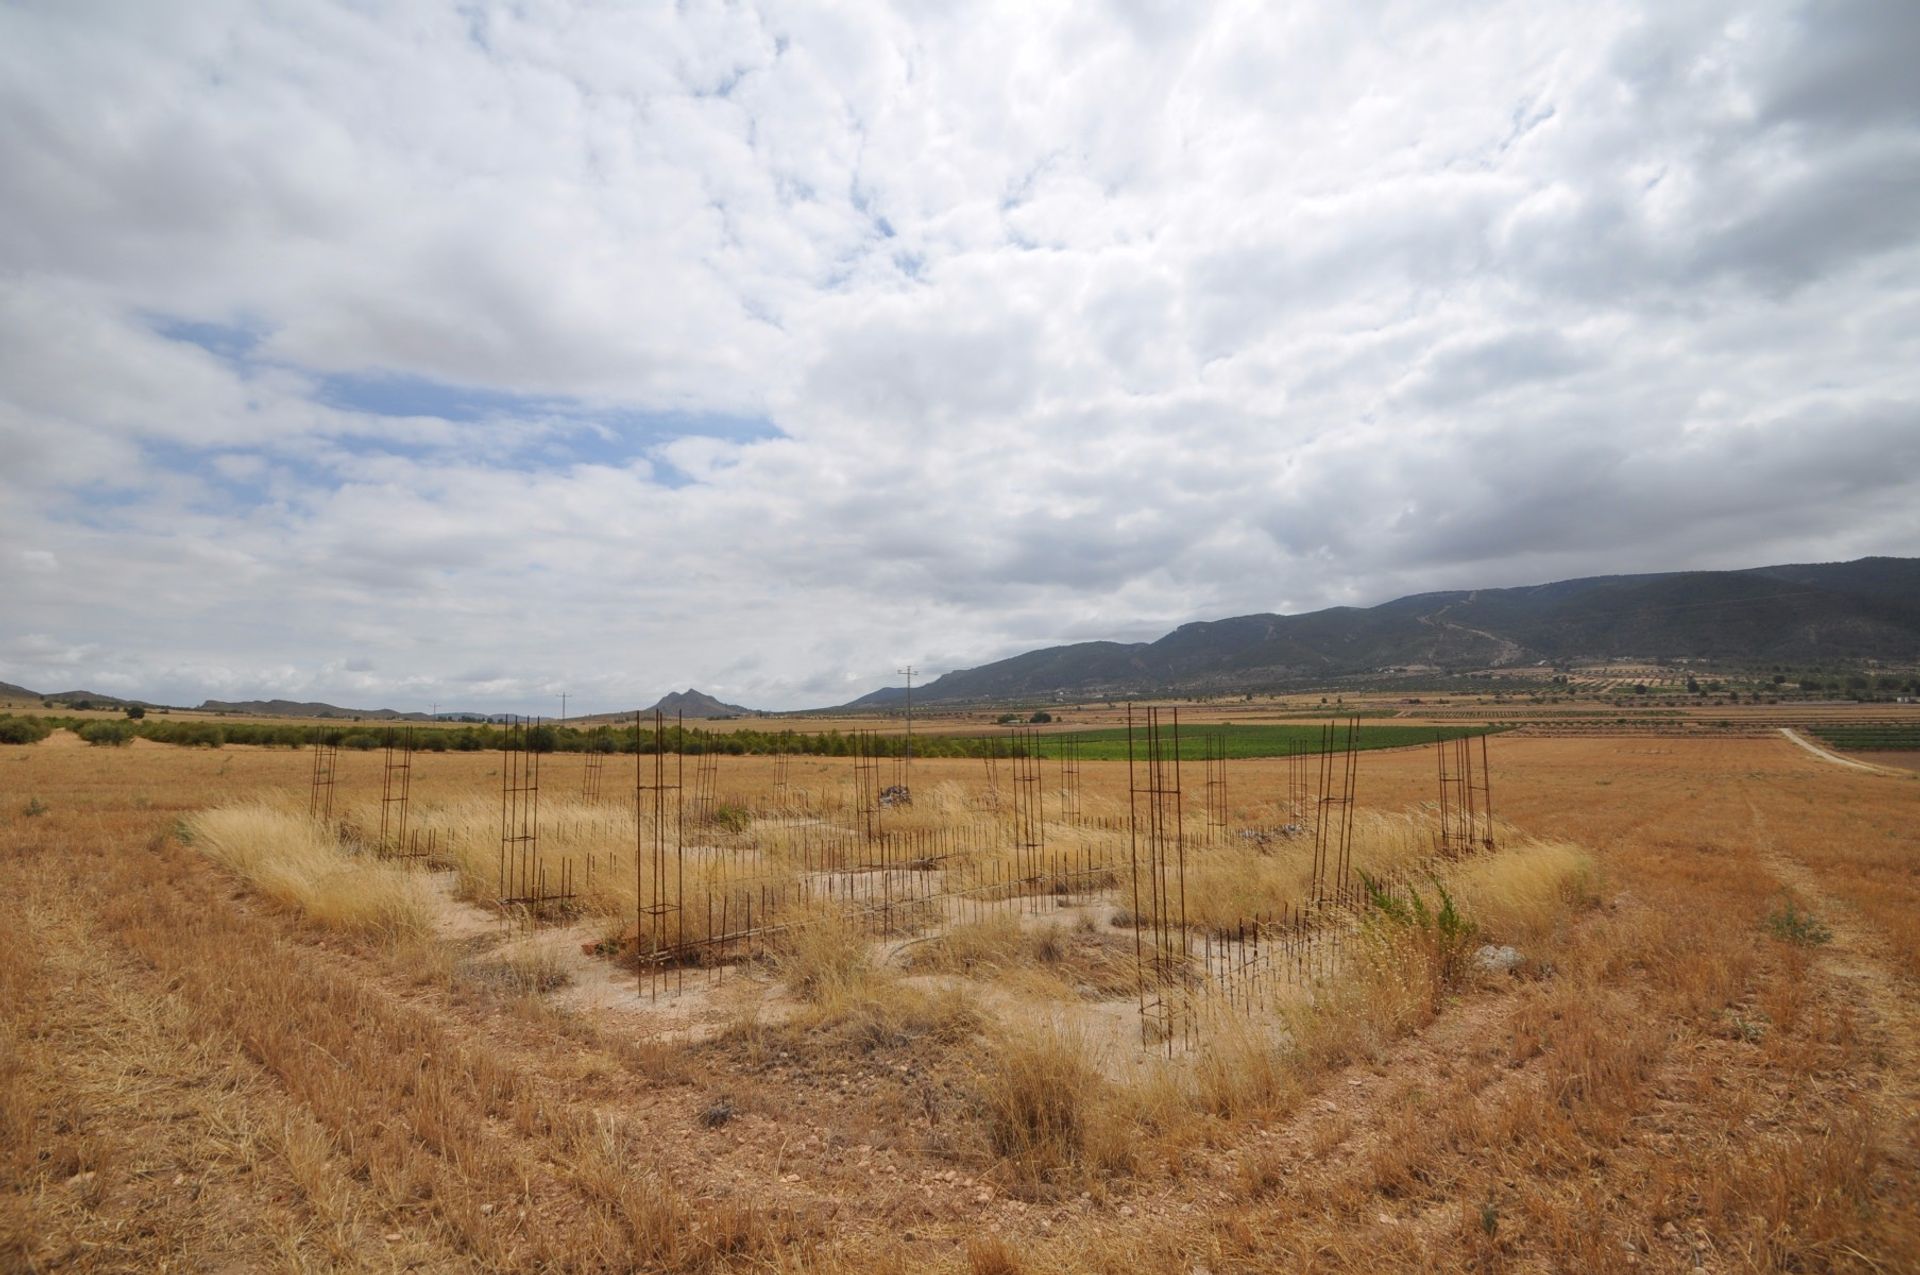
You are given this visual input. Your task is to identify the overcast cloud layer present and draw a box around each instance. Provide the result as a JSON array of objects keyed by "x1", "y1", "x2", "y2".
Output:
[{"x1": 2, "y1": 1, "x2": 1917, "y2": 712}]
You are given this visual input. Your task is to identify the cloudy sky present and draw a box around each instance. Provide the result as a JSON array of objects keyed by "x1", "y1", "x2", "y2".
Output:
[{"x1": 2, "y1": 1, "x2": 1917, "y2": 712}]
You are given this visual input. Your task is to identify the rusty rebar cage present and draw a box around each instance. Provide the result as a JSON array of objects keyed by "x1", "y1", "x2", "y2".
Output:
[
  {"x1": 1127, "y1": 705, "x2": 1188, "y2": 1050},
  {"x1": 308, "y1": 728, "x2": 338, "y2": 822},
  {"x1": 1201, "y1": 730, "x2": 1229, "y2": 843},
  {"x1": 980, "y1": 749, "x2": 1002, "y2": 809},
  {"x1": 853, "y1": 730, "x2": 882, "y2": 843},
  {"x1": 497, "y1": 716, "x2": 569, "y2": 918},
  {"x1": 1008, "y1": 726, "x2": 1046, "y2": 910},
  {"x1": 635, "y1": 709, "x2": 685, "y2": 1000},
  {"x1": 1435, "y1": 731, "x2": 1496, "y2": 858},
  {"x1": 378, "y1": 726, "x2": 414, "y2": 856},
  {"x1": 1284, "y1": 738, "x2": 1311, "y2": 827},
  {"x1": 771, "y1": 747, "x2": 791, "y2": 812},
  {"x1": 691, "y1": 751, "x2": 719, "y2": 824},
  {"x1": 1310, "y1": 718, "x2": 1359, "y2": 907},
  {"x1": 1057, "y1": 734, "x2": 1082, "y2": 827}
]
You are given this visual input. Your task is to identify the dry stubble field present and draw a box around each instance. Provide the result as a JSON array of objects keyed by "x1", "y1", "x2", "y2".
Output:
[{"x1": 2, "y1": 730, "x2": 1917, "y2": 1273}]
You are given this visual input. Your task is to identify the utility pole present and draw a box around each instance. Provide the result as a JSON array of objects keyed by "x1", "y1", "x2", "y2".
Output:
[{"x1": 560, "y1": 691, "x2": 568, "y2": 724}]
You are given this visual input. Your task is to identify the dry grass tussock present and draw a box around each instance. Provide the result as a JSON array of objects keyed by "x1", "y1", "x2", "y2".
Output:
[
  {"x1": 975, "y1": 1022, "x2": 1141, "y2": 1188},
  {"x1": 1445, "y1": 838, "x2": 1598, "y2": 946},
  {"x1": 769, "y1": 900, "x2": 875, "y2": 1004},
  {"x1": 382, "y1": 793, "x2": 803, "y2": 952},
  {"x1": 1189, "y1": 1009, "x2": 1302, "y2": 1121},
  {"x1": 903, "y1": 912, "x2": 1138, "y2": 998},
  {"x1": 969, "y1": 851, "x2": 1579, "y2": 1189},
  {"x1": 853, "y1": 826, "x2": 1604, "y2": 1188},
  {"x1": 185, "y1": 802, "x2": 432, "y2": 938},
  {"x1": 1180, "y1": 809, "x2": 1437, "y2": 933},
  {"x1": 752, "y1": 902, "x2": 984, "y2": 1057}
]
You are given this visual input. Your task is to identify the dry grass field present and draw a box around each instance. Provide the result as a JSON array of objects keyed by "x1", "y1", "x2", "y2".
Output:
[{"x1": 2, "y1": 727, "x2": 1917, "y2": 1272}]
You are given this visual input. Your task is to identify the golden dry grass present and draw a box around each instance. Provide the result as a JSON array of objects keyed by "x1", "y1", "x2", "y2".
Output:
[
  {"x1": 1445, "y1": 838, "x2": 1598, "y2": 946},
  {"x1": 186, "y1": 801, "x2": 434, "y2": 938},
  {"x1": 1, "y1": 731, "x2": 1915, "y2": 1271},
  {"x1": 975, "y1": 1022, "x2": 1138, "y2": 1188}
]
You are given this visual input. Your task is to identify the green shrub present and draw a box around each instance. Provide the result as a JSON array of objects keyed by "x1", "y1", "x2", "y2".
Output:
[
  {"x1": 78, "y1": 720, "x2": 135, "y2": 747},
  {"x1": 135, "y1": 720, "x2": 225, "y2": 748},
  {"x1": 1766, "y1": 899, "x2": 1832, "y2": 946},
  {"x1": 0, "y1": 716, "x2": 53, "y2": 745},
  {"x1": 1360, "y1": 871, "x2": 1478, "y2": 998}
]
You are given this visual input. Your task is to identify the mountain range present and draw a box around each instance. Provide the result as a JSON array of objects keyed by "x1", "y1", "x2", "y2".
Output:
[
  {"x1": 0, "y1": 684, "x2": 155, "y2": 710},
  {"x1": 6, "y1": 558, "x2": 1916, "y2": 717},
  {"x1": 840, "y1": 556, "x2": 1920, "y2": 706},
  {"x1": 0, "y1": 682, "x2": 760, "y2": 722}
]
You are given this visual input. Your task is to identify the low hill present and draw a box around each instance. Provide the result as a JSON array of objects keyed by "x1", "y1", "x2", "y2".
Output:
[
  {"x1": 838, "y1": 556, "x2": 1920, "y2": 705},
  {"x1": 39, "y1": 689, "x2": 156, "y2": 710},
  {"x1": 197, "y1": 699, "x2": 431, "y2": 720},
  {"x1": 647, "y1": 689, "x2": 754, "y2": 719}
]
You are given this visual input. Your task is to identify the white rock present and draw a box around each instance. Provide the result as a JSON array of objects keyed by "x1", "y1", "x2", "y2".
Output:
[{"x1": 1473, "y1": 944, "x2": 1524, "y2": 974}]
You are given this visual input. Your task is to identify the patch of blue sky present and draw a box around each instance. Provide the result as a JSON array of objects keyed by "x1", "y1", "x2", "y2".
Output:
[
  {"x1": 146, "y1": 315, "x2": 264, "y2": 363},
  {"x1": 318, "y1": 372, "x2": 776, "y2": 447},
  {"x1": 312, "y1": 371, "x2": 552, "y2": 423},
  {"x1": 150, "y1": 440, "x2": 284, "y2": 510},
  {"x1": 49, "y1": 439, "x2": 279, "y2": 528},
  {"x1": 144, "y1": 314, "x2": 779, "y2": 482},
  {"x1": 316, "y1": 373, "x2": 778, "y2": 472}
]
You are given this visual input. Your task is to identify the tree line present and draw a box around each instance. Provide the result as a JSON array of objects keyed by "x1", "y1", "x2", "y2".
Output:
[{"x1": 0, "y1": 714, "x2": 1037, "y2": 757}]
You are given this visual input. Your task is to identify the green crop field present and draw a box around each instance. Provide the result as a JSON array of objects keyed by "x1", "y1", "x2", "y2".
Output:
[
  {"x1": 1021, "y1": 722, "x2": 1502, "y2": 761},
  {"x1": 1808, "y1": 724, "x2": 1920, "y2": 752}
]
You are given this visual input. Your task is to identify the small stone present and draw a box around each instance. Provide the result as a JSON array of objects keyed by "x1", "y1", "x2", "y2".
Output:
[
  {"x1": 384, "y1": 1233, "x2": 402, "y2": 1243},
  {"x1": 1119, "y1": 1204, "x2": 1135, "y2": 1218},
  {"x1": 1472, "y1": 944, "x2": 1524, "y2": 974}
]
